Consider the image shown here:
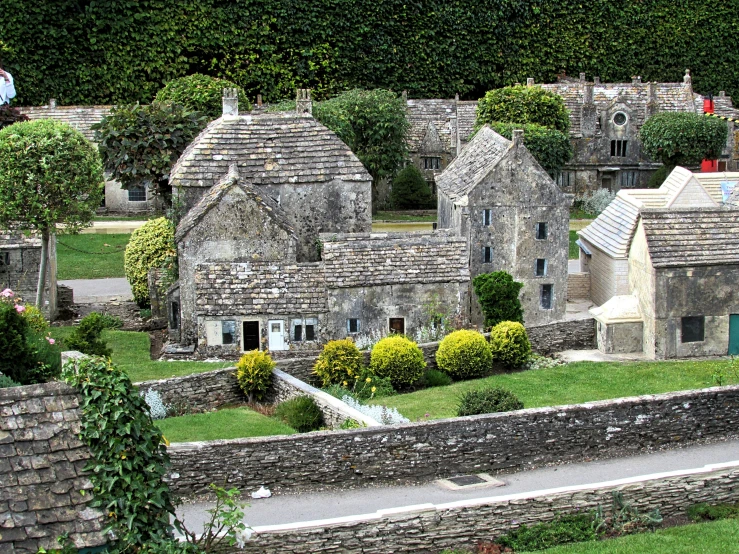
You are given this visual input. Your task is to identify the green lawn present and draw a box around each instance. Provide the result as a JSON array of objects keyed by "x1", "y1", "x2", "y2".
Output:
[
  {"x1": 51, "y1": 327, "x2": 229, "y2": 383},
  {"x1": 94, "y1": 214, "x2": 160, "y2": 221},
  {"x1": 373, "y1": 359, "x2": 738, "y2": 421},
  {"x1": 373, "y1": 210, "x2": 438, "y2": 222},
  {"x1": 569, "y1": 230, "x2": 579, "y2": 259},
  {"x1": 57, "y1": 233, "x2": 130, "y2": 279},
  {"x1": 522, "y1": 518, "x2": 739, "y2": 554},
  {"x1": 156, "y1": 407, "x2": 295, "y2": 442}
]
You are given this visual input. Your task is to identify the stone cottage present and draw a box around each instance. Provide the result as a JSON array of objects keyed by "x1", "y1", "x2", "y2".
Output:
[
  {"x1": 0, "y1": 231, "x2": 57, "y2": 318},
  {"x1": 436, "y1": 126, "x2": 571, "y2": 327}
]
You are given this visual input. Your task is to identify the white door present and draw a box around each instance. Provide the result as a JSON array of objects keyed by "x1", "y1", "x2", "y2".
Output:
[{"x1": 268, "y1": 320, "x2": 286, "y2": 351}]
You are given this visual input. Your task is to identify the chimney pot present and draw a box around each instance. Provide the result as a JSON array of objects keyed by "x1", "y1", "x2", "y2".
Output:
[
  {"x1": 594, "y1": 77, "x2": 601, "y2": 85},
  {"x1": 579, "y1": 72, "x2": 586, "y2": 82},
  {"x1": 526, "y1": 78, "x2": 535, "y2": 87},
  {"x1": 512, "y1": 129, "x2": 524, "y2": 146},
  {"x1": 49, "y1": 99, "x2": 56, "y2": 109},
  {"x1": 222, "y1": 88, "x2": 239, "y2": 117}
]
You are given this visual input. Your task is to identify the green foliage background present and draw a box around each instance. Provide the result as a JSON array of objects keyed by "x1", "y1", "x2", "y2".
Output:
[{"x1": 5, "y1": 1, "x2": 738, "y2": 106}]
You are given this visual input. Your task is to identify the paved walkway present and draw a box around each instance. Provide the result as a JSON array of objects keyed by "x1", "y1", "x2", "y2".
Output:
[
  {"x1": 175, "y1": 439, "x2": 739, "y2": 533},
  {"x1": 59, "y1": 278, "x2": 133, "y2": 304}
]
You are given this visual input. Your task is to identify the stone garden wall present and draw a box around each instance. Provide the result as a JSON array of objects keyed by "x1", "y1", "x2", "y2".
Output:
[
  {"x1": 0, "y1": 383, "x2": 107, "y2": 554},
  {"x1": 167, "y1": 384, "x2": 739, "y2": 497},
  {"x1": 224, "y1": 462, "x2": 739, "y2": 553}
]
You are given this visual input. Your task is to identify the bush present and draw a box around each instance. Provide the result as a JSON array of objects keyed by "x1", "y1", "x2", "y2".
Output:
[
  {"x1": 688, "y1": 502, "x2": 739, "y2": 522},
  {"x1": 436, "y1": 330, "x2": 493, "y2": 380},
  {"x1": 486, "y1": 121, "x2": 573, "y2": 175},
  {"x1": 313, "y1": 338, "x2": 364, "y2": 386},
  {"x1": 456, "y1": 387, "x2": 523, "y2": 416},
  {"x1": 155, "y1": 74, "x2": 251, "y2": 119},
  {"x1": 579, "y1": 188, "x2": 616, "y2": 216},
  {"x1": 124, "y1": 217, "x2": 176, "y2": 307},
  {"x1": 476, "y1": 85, "x2": 571, "y2": 133},
  {"x1": 235, "y1": 350, "x2": 275, "y2": 403},
  {"x1": 369, "y1": 335, "x2": 426, "y2": 389},
  {"x1": 497, "y1": 513, "x2": 597, "y2": 551},
  {"x1": 20, "y1": 304, "x2": 48, "y2": 333},
  {"x1": 640, "y1": 112, "x2": 728, "y2": 169},
  {"x1": 0, "y1": 374, "x2": 21, "y2": 388},
  {"x1": 472, "y1": 271, "x2": 524, "y2": 329},
  {"x1": 489, "y1": 321, "x2": 532, "y2": 368},
  {"x1": 646, "y1": 164, "x2": 670, "y2": 189},
  {"x1": 274, "y1": 395, "x2": 324, "y2": 432},
  {"x1": 0, "y1": 300, "x2": 38, "y2": 383},
  {"x1": 142, "y1": 389, "x2": 168, "y2": 420},
  {"x1": 63, "y1": 312, "x2": 112, "y2": 357},
  {"x1": 391, "y1": 164, "x2": 432, "y2": 210},
  {"x1": 323, "y1": 367, "x2": 395, "y2": 401},
  {"x1": 421, "y1": 368, "x2": 453, "y2": 388}
]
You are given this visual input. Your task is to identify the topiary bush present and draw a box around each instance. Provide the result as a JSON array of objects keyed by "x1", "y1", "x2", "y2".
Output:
[
  {"x1": 124, "y1": 217, "x2": 176, "y2": 307},
  {"x1": 436, "y1": 329, "x2": 493, "y2": 380},
  {"x1": 274, "y1": 395, "x2": 324, "y2": 432},
  {"x1": 369, "y1": 335, "x2": 426, "y2": 389},
  {"x1": 154, "y1": 74, "x2": 251, "y2": 119},
  {"x1": 485, "y1": 121, "x2": 573, "y2": 175},
  {"x1": 236, "y1": 350, "x2": 275, "y2": 403},
  {"x1": 476, "y1": 85, "x2": 571, "y2": 133},
  {"x1": 63, "y1": 312, "x2": 113, "y2": 357},
  {"x1": 391, "y1": 164, "x2": 433, "y2": 209},
  {"x1": 456, "y1": 387, "x2": 524, "y2": 416},
  {"x1": 472, "y1": 271, "x2": 524, "y2": 329},
  {"x1": 0, "y1": 299, "x2": 37, "y2": 383},
  {"x1": 312, "y1": 338, "x2": 364, "y2": 386},
  {"x1": 489, "y1": 321, "x2": 532, "y2": 368}
]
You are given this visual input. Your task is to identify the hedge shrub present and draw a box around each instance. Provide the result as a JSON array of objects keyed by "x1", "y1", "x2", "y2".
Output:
[
  {"x1": 391, "y1": 164, "x2": 433, "y2": 210},
  {"x1": 456, "y1": 387, "x2": 524, "y2": 416},
  {"x1": 124, "y1": 217, "x2": 176, "y2": 307},
  {"x1": 369, "y1": 335, "x2": 426, "y2": 389},
  {"x1": 313, "y1": 338, "x2": 364, "y2": 386},
  {"x1": 472, "y1": 271, "x2": 524, "y2": 329},
  {"x1": 0, "y1": 300, "x2": 38, "y2": 384},
  {"x1": 435, "y1": 330, "x2": 492, "y2": 380},
  {"x1": 154, "y1": 74, "x2": 251, "y2": 119},
  {"x1": 640, "y1": 112, "x2": 728, "y2": 169},
  {"x1": 476, "y1": 85, "x2": 571, "y2": 133},
  {"x1": 489, "y1": 321, "x2": 532, "y2": 368},
  {"x1": 274, "y1": 395, "x2": 324, "y2": 432},
  {"x1": 236, "y1": 350, "x2": 275, "y2": 403},
  {"x1": 484, "y1": 121, "x2": 573, "y2": 175}
]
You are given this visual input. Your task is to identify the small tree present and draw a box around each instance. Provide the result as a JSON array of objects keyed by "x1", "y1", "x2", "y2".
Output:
[
  {"x1": 92, "y1": 102, "x2": 209, "y2": 202},
  {"x1": 472, "y1": 271, "x2": 524, "y2": 329},
  {"x1": 476, "y1": 85, "x2": 571, "y2": 133},
  {"x1": 314, "y1": 89, "x2": 410, "y2": 209},
  {"x1": 154, "y1": 74, "x2": 251, "y2": 119},
  {"x1": 0, "y1": 120, "x2": 104, "y2": 307},
  {"x1": 640, "y1": 113, "x2": 728, "y2": 187},
  {"x1": 391, "y1": 164, "x2": 433, "y2": 209}
]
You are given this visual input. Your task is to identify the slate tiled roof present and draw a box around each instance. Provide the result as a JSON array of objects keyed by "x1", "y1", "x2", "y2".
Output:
[
  {"x1": 641, "y1": 208, "x2": 739, "y2": 267},
  {"x1": 321, "y1": 231, "x2": 469, "y2": 288},
  {"x1": 457, "y1": 101, "x2": 478, "y2": 143},
  {"x1": 19, "y1": 105, "x2": 112, "y2": 142},
  {"x1": 435, "y1": 126, "x2": 511, "y2": 200},
  {"x1": 175, "y1": 165, "x2": 295, "y2": 243},
  {"x1": 170, "y1": 113, "x2": 372, "y2": 191},
  {"x1": 406, "y1": 99, "x2": 456, "y2": 152}
]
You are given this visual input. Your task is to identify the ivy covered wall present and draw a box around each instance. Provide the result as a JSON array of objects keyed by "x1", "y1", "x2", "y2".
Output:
[{"x1": 4, "y1": 0, "x2": 738, "y2": 106}]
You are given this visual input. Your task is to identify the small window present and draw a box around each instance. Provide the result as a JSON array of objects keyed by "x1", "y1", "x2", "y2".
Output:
[
  {"x1": 610, "y1": 140, "x2": 628, "y2": 157},
  {"x1": 305, "y1": 323, "x2": 315, "y2": 341},
  {"x1": 423, "y1": 157, "x2": 441, "y2": 170},
  {"x1": 619, "y1": 170, "x2": 638, "y2": 189},
  {"x1": 535, "y1": 259, "x2": 547, "y2": 277},
  {"x1": 482, "y1": 209, "x2": 493, "y2": 226},
  {"x1": 0, "y1": 251, "x2": 9, "y2": 268},
  {"x1": 540, "y1": 284, "x2": 553, "y2": 310},
  {"x1": 292, "y1": 318, "x2": 317, "y2": 341},
  {"x1": 169, "y1": 301, "x2": 180, "y2": 330},
  {"x1": 613, "y1": 112, "x2": 628, "y2": 126},
  {"x1": 293, "y1": 323, "x2": 303, "y2": 341},
  {"x1": 555, "y1": 171, "x2": 574, "y2": 189},
  {"x1": 348, "y1": 318, "x2": 360, "y2": 334},
  {"x1": 222, "y1": 320, "x2": 236, "y2": 345},
  {"x1": 389, "y1": 318, "x2": 405, "y2": 335},
  {"x1": 128, "y1": 185, "x2": 147, "y2": 202},
  {"x1": 681, "y1": 316, "x2": 705, "y2": 343},
  {"x1": 482, "y1": 246, "x2": 493, "y2": 263},
  {"x1": 536, "y1": 222, "x2": 548, "y2": 240}
]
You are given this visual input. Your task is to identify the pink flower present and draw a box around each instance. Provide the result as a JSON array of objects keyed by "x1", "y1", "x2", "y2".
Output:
[
  {"x1": 14, "y1": 304, "x2": 25, "y2": 313},
  {"x1": 46, "y1": 336, "x2": 56, "y2": 345},
  {"x1": 1, "y1": 288, "x2": 13, "y2": 298}
]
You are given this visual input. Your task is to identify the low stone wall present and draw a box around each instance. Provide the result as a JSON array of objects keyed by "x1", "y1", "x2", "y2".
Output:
[
  {"x1": 137, "y1": 367, "x2": 242, "y2": 414},
  {"x1": 527, "y1": 317, "x2": 595, "y2": 354},
  {"x1": 226, "y1": 462, "x2": 739, "y2": 553},
  {"x1": 567, "y1": 272, "x2": 591, "y2": 300},
  {"x1": 0, "y1": 383, "x2": 106, "y2": 554},
  {"x1": 167, "y1": 384, "x2": 739, "y2": 497}
]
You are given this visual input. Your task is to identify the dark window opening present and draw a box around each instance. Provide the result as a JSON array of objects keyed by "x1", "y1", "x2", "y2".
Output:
[
  {"x1": 718, "y1": 160, "x2": 728, "y2": 172},
  {"x1": 348, "y1": 318, "x2": 360, "y2": 334},
  {"x1": 222, "y1": 320, "x2": 236, "y2": 345},
  {"x1": 128, "y1": 185, "x2": 147, "y2": 202},
  {"x1": 423, "y1": 157, "x2": 441, "y2": 170},
  {"x1": 305, "y1": 324, "x2": 315, "y2": 341},
  {"x1": 536, "y1": 222, "x2": 548, "y2": 240},
  {"x1": 169, "y1": 301, "x2": 180, "y2": 330},
  {"x1": 0, "y1": 251, "x2": 9, "y2": 269},
  {"x1": 610, "y1": 140, "x2": 628, "y2": 157},
  {"x1": 293, "y1": 324, "x2": 303, "y2": 341},
  {"x1": 619, "y1": 170, "x2": 638, "y2": 189},
  {"x1": 536, "y1": 259, "x2": 547, "y2": 277},
  {"x1": 243, "y1": 321, "x2": 260, "y2": 350},
  {"x1": 556, "y1": 171, "x2": 574, "y2": 188},
  {"x1": 482, "y1": 246, "x2": 493, "y2": 263},
  {"x1": 681, "y1": 316, "x2": 705, "y2": 343},
  {"x1": 482, "y1": 209, "x2": 493, "y2": 226},
  {"x1": 541, "y1": 284, "x2": 553, "y2": 310},
  {"x1": 389, "y1": 318, "x2": 405, "y2": 335}
]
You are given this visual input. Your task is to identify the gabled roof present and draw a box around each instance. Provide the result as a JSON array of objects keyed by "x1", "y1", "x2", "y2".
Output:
[
  {"x1": 435, "y1": 126, "x2": 511, "y2": 200},
  {"x1": 693, "y1": 172, "x2": 739, "y2": 204},
  {"x1": 19, "y1": 105, "x2": 113, "y2": 142},
  {"x1": 169, "y1": 113, "x2": 372, "y2": 191},
  {"x1": 175, "y1": 165, "x2": 296, "y2": 243},
  {"x1": 641, "y1": 208, "x2": 739, "y2": 267}
]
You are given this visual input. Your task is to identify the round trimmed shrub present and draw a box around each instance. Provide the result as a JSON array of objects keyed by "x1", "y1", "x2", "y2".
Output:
[
  {"x1": 313, "y1": 338, "x2": 363, "y2": 386},
  {"x1": 236, "y1": 350, "x2": 275, "y2": 403},
  {"x1": 489, "y1": 321, "x2": 532, "y2": 368},
  {"x1": 369, "y1": 335, "x2": 426, "y2": 389},
  {"x1": 456, "y1": 387, "x2": 524, "y2": 417},
  {"x1": 0, "y1": 374, "x2": 21, "y2": 388},
  {"x1": 421, "y1": 368, "x2": 452, "y2": 388},
  {"x1": 435, "y1": 329, "x2": 493, "y2": 380},
  {"x1": 124, "y1": 217, "x2": 175, "y2": 307},
  {"x1": 154, "y1": 74, "x2": 251, "y2": 119},
  {"x1": 476, "y1": 84, "x2": 570, "y2": 133},
  {"x1": 274, "y1": 395, "x2": 324, "y2": 433}
]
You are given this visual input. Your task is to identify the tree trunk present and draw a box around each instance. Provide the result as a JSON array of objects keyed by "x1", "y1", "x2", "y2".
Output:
[{"x1": 35, "y1": 229, "x2": 49, "y2": 308}]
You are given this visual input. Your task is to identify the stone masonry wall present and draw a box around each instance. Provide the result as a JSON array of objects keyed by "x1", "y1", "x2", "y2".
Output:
[
  {"x1": 527, "y1": 317, "x2": 595, "y2": 354},
  {"x1": 167, "y1": 384, "x2": 739, "y2": 497},
  {"x1": 567, "y1": 272, "x2": 591, "y2": 300},
  {"x1": 0, "y1": 383, "x2": 106, "y2": 554}
]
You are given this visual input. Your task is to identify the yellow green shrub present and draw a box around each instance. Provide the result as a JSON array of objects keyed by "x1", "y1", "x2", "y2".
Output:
[
  {"x1": 312, "y1": 338, "x2": 363, "y2": 386},
  {"x1": 435, "y1": 329, "x2": 492, "y2": 380},
  {"x1": 489, "y1": 321, "x2": 532, "y2": 368},
  {"x1": 235, "y1": 350, "x2": 275, "y2": 403},
  {"x1": 369, "y1": 335, "x2": 425, "y2": 389},
  {"x1": 123, "y1": 217, "x2": 175, "y2": 307}
]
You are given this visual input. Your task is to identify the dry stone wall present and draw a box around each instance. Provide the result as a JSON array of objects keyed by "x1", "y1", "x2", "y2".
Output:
[
  {"x1": 167, "y1": 384, "x2": 739, "y2": 497},
  {"x1": 0, "y1": 383, "x2": 106, "y2": 554}
]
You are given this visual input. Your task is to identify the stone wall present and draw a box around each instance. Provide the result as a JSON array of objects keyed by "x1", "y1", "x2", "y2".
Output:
[
  {"x1": 225, "y1": 462, "x2": 739, "y2": 553},
  {"x1": 567, "y1": 272, "x2": 591, "y2": 300},
  {"x1": 0, "y1": 383, "x2": 106, "y2": 554},
  {"x1": 527, "y1": 317, "x2": 595, "y2": 354},
  {"x1": 167, "y1": 384, "x2": 739, "y2": 497}
]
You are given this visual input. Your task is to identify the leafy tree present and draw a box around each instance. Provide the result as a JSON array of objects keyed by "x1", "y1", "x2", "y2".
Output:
[
  {"x1": 476, "y1": 85, "x2": 571, "y2": 133},
  {"x1": 391, "y1": 164, "x2": 433, "y2": 209},
  {"x1": 314, "y1": 89, "x2": 409, "y2": 209},
  {"x1": 487, "y1": 121, "x2": 573, "y2": 175},
  {"x1": 92, "y1": 102, "x2": 209, "y2": 202},
  {"x1": 0, "y1": 119, "x2": 104, "y2": 307},
  {"x1": 640, "y1": 113, "x2": 728, "y2": 187},
  {"x1": 472, "y1": 271, "x2": 524, "y2": 329},
  {"x1": 154, "y1": 73, "x2": 251, "y2": 119}
]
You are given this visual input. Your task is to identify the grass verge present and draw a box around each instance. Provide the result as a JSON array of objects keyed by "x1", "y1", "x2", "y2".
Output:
[
  {"x1": 569, "y1": 230, "x2": 579, "y2": 259},
  {"x1": 57, "y1": 233, "x2": 129, "y2": 279},
  {"x1": 156, "y1": 407, "x2": 295, "y2": 442},
  {"x1": 373, "y1": 210, "x2": 438, "y2": 222},
  {"x1": 373, "y1": 359, "x2": 738, "y2": 421}
]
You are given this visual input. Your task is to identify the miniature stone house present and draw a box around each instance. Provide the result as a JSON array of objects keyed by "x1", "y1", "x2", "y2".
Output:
[
  {"x1": 436, "y1": 126, "x2": 571, "y2": 327},
  {"x1": 0, "y1": 231, "x2": 57, "y2": 319}
]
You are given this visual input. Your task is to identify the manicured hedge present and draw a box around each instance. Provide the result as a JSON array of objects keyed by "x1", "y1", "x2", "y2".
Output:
[{"x1": 6, "y1": 1, "x2": 739, "y2": 107}]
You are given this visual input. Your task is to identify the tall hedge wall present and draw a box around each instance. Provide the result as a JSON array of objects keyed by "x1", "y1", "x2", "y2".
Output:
[{"x1": 5, "y1": 0, "x2": 738, "y2": 107}]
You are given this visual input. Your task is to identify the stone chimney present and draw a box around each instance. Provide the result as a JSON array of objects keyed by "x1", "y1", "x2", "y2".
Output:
[
  {"x1": 526, "y1": 78, "x2": 535, "y2": 87},
  {"x1": 579, "y1": 72, "x2": 586, "y2": 83},
  {"x1": 581, "y1": 82, "x2": 597, "y2": 137},
  {"x1": 296, "y1": 89, "x2": 313, "y2": 115},
  {"x1": 632, "y1": 76, "x2": 642, "y2": 85},
  {"x1": 512, "y1": 129, "x2": 524, "y2": 147},
  {"x1": 683, "y1": 69, "x2": 692, "y2": 87},
  {"x1": 257, "y1": 94, "x2": 263, "y2": 107},
  {"x1": 48, "y1": 98, "x2": 56, "y2": 109},
  {"x1": 222, "y1": 88, "x2": 239, "y2": 117},
  {"x1": 402, "y1": 90, "x2": 408, "y2": 103},
  {"x1": 594, "y1": 76, "x2": 601, "y2": 85},
  {"x1": 646, "y1": 82, "x2": 658, "y2": 118}
]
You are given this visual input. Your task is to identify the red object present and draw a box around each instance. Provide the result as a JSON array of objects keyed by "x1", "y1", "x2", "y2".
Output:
[{"x1": 701, "y1": 96, "x2": 718, "y2": 172}]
